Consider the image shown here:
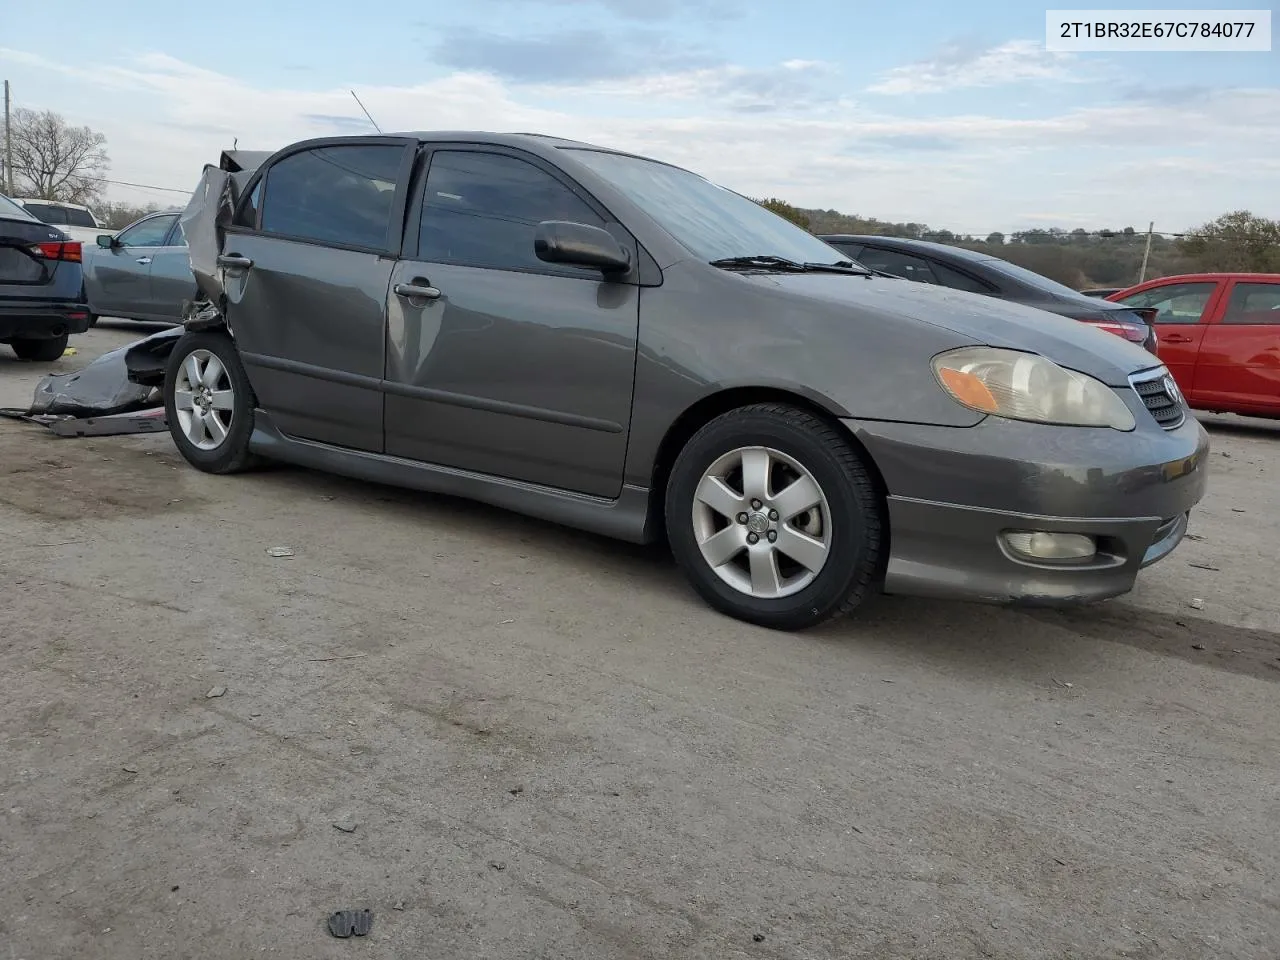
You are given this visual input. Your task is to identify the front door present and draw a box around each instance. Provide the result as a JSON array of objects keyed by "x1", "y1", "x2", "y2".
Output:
[
  {"x1": 1113, "y1": 280, "x2": 1222, "y2": 401},
  {"x1": 144, "y1": 218, "x2": 198, "y2": 322},
  {"x1": 384, "y1": 148, "x2": 639, "y2": 499},
  {"x1": 220, "y1": 139, "x2": 415, "y2": 451}
]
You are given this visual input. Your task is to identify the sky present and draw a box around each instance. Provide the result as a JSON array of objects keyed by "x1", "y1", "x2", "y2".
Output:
[{"x1": 2, "y1": 0, "x2": 1277, "y2": 234}]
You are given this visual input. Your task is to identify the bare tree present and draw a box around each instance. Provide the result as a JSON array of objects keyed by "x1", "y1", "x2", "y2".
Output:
[
  {"x1": 97, "y1": 200, "x2": 163, "y2": 229},
  {"x1": 9, "y1": 107, "x2": 109, "y2": 204}
]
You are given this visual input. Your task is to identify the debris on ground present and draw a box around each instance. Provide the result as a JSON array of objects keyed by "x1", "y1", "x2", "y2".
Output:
[
  {"x1": 1189, "y1": 563, "x2": 1220, "y2": 571},
  {"x1": 508, "y1": 785, "x2": 524, "y2": 796},
  {"x1": 205, "y1": 686, "x2": 227, "y2": 699},
  {"x1": 1189, "y1": 598, "x2": 1205, "y2": 610},
  {"x1": 266, "y1": 547, "x2": 295, "y2": 558},
  {"x1": 326, "y1": 909, "x2": 373, "y2": 938},
  {"x1": 392, "y1": 901, "x2": 405, "y2": 911},
  {"x1": 752, "y1": 933, "x2": 766, "y2": 943},
  {"x1": 122, "y1": 764, "x2": 138, "y2": 774},
  {"x1": 332, "y1": 820, "x2": 358, "y2": 833},
  {"x1": 487, "y1": 860, "x2": 507, "y2": 871},
  {"x1": 1192, "y1": 644, "x2": 1206, "y2": 651}
]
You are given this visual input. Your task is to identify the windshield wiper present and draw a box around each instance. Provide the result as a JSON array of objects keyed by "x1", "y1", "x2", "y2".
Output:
[{"x1": 709, "y1": 255, "x2": 871, "y2": 275}]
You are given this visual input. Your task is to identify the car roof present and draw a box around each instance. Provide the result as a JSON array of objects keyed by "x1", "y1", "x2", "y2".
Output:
[
  {"x1": 1128, "y1": 272, "x2": 1280, "y2": 283},
  {"x1": 819, "y1": 234, "x2": 995, "y2": 264},
  {"x1": 15, "y1": 197, "x2": 96, "y2": 212}
]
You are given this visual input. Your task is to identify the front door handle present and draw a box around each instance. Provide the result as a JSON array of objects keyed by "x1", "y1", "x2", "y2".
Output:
[
  {"x1": 1162, "y1": 334, "x2": 1193, "y2": 343},
  {"x1": 394, "y1": 282, "x2": 441, "y2": 301},
  {"x1": 217, "y1": 254, "x2": 253, "y2": 269},
  {"x1": 135, "y1": 256, "x2": 152, "y2": 265}
]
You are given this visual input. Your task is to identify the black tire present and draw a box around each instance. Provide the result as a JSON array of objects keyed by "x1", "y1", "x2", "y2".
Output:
[
  {"x1": 664, "y1": 403, "x2": 885, "y2": 630},
  {"x1": 10, "y1": 333, "x2": 69, "y2": 362},
  {"x1": 88, "y1": 314, "x2": 99, "y2": 328},
  {"x1": 163, "y1": 330, "x2": 259, "y2": 474}
]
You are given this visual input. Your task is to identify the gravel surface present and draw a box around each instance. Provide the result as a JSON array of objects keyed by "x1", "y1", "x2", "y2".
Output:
[{"x1": 2, "y1": 323, "x2": 1278, "y2": 959}]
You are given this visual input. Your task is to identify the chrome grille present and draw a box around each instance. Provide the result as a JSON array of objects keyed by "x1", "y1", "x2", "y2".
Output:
[{"x1": 1131, "y1": 372, "x2": 1185, "y2": 429}]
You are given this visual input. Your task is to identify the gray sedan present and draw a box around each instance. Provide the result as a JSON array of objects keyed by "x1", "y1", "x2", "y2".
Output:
[
  {"x1": 133, "y1": 132, "x2": 1208, "y2": 630},
  {"x1": 83, "y1": 210, "x2": 195, "y2": 325}
]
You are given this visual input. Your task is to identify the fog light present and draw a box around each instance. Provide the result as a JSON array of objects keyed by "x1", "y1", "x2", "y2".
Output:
[{"x1": 1003, "y1": 531, "x2": 1097, "y2": 562}]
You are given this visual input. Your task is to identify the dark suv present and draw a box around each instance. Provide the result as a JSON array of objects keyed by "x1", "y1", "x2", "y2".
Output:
[{"x1": 0, "y1": 193, "x2": 91, "y2": 361}]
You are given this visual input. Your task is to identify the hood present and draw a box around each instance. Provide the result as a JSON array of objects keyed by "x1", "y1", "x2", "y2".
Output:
[{"x1": 741, "y1": 272, "x2": 1161, "y2": 386}]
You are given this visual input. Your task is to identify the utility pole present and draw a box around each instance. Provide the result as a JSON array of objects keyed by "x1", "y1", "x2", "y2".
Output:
[
  {"x1": 1138, "y1": 221, "x2": 1154, "y2": 283},
  {"x1": 3, "y1": 80, "x2": 14, "y2": 195}
]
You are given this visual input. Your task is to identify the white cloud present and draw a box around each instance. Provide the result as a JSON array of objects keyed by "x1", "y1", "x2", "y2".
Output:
[
  {"x1": 0, "y1": 48, "x2": 1275, "y2": 232},
  {"x1": 867, "y1": 40, "x2": 1083, "y2": 96}
]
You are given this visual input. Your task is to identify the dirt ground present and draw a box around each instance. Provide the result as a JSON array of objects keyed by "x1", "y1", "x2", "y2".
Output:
[{"x1": 2, "y1": 324, "x2": 1278, "y2": 960}]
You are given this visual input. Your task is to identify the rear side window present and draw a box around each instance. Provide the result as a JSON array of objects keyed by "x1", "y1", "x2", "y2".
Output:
[
  {"x1": 118, "y1": 215, "x2": 177, "y2": 248},
  {"x1": 930, "y1": 261, "x2": 994, "y2": 294},
  {"x1": 417, "y1": 151, "x2": 604, "y2": 276},
  {"x1": 260, "y1": 145, "x2": 403, "y2": 250},
  {"x1": 1115, "y1": 281, "x2": 1215, "y2": 324},
  {"x1": 1222, "y1": 282, "x2": 1280, "y2": 325},
  {"x1": 62, "y1": 207, "x2": 96, "y2": 227},
  {"x1": 855, "y1": 247, "x2": 938, "y2": 284},
  {"x1": 19, "y1": 201, "x2": 67, "y2": 225}
]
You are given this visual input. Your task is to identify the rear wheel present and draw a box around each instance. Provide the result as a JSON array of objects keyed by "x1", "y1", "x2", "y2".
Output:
[
  {"x1": 10, "y1": 333, "x2": 69, "y2": 362},
  {"x1": 163, "y1": 331, "x2": 259, "y2": 474},
  {"x1": 665, "y1": 403, "x2": 885, "y2": 630}
]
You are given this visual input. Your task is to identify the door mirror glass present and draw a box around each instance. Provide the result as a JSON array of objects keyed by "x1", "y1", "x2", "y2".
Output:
[
  {"x1": 534, "y1": 220, "x2": 631, "y2": 274},
  {"x1": 96, "y1": 234, "x2": 115, "y2": 248}
]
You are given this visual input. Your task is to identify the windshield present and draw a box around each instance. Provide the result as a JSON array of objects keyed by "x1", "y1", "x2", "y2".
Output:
[
  {"x1": 567, "y1": 149, "x2": 847, "y2": 265},
  {"x1": 0, "y1": 194, "x2": 38, "y2": 222},
  {"x1": 20, "y1": 201, "x2": 96, "y2": 227},
  {"x1": 986, "y1": 258, "x2": 1093, "y2": 299}
]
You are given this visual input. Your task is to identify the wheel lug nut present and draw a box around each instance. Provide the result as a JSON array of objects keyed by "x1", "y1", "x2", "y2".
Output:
[
  {"x1": 751, "y1": 499, "x2": 762, "y2": 510},
  {"x1": 737, "y1": 512, "x2": 749, "y2": 524},
  {"x1": 768, "y1": 509, "x2": 778, "y2": 521},
  {"x1": 747, "y1": 532, "x2": 759, "y2": 545},
  {"x1": 767, "y1": 530, "x2": 777, "y2": 543}
]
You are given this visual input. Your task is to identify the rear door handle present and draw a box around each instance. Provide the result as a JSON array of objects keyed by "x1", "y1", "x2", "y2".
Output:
[
  {"x1": 1162, "y1": 334, "x2": 1193, "y2": 343},
  {"x1": 217, "y1": 254, "x2": 253, "y2": 269},
  {"x1": 394, "y1": 282, "x2": 441, "y2": 300},
  {"x1": 135, "y1": 256, "x2": 152, "y2": 265}
]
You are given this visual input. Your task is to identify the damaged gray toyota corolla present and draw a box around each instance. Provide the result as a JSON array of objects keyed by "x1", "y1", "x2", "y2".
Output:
[{"x1": 137, "y1": 133, "x2": 1208, "y2": 630}]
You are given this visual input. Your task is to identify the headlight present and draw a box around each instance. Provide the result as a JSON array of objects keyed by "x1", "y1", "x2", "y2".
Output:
[{"x1": 932, "y1": 346, "x2": 1136, "y2": 430}]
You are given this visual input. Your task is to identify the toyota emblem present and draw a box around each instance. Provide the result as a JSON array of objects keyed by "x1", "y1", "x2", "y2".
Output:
[{"x1": 1163, "y1": 375, "x2": 1181, "y2": 404}]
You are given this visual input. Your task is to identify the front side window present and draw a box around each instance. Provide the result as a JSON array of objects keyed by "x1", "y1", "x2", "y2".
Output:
[
  {"x1": 1115, "y1": 281, "x2": 1215, "y2": 324},
  {"x1": 855, "y1": 247, "x2": 939, "y2": 284},
  {"x1": 418, "y1": 151, "x2": 604, "y2": 276},
  {"x1": 567, "y1": 148, "x2": 845, "y2": 265},
  {"x1": 118, "y1": 215, "x2": 177, "y2": 248},
  {"x1": 260, "y1": 145, "x2": 403, "y2": 250},
  {"x1": 1222, "y1": 282, "x2": 1280, "y2": 325}
]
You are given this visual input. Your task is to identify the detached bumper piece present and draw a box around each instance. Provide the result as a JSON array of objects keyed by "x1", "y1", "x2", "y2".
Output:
[{"x1": 0, "y1": 407, "x2": 167, "y2": 437}]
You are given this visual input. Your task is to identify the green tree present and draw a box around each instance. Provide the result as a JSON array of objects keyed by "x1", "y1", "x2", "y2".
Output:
[
  {"x1": 1180, "y1": 210, "x2": 1280, "y2": 272},
  {"x1": 756, "y1": 197, "x2": 811, "y2": 230}
]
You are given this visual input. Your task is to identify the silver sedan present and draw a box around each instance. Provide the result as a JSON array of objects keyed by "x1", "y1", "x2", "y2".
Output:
[{"x1": 83, "y1": 210, "x2": 196, "y2": 326}]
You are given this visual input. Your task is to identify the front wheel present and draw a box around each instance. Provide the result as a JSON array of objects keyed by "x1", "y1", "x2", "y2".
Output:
[
  {"x1": 10, "y1": 333, "x2": 69, "y2": 362},
  {"x1": 163, "y1": 331, "x2": 259, "y2": 474},
  {"x1": 665, "y1": 403, "x2": 885, "y2": 630}
]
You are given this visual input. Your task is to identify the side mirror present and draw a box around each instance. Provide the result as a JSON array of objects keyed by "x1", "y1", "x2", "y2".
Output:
[
  {"x1": 96, "y1": 234, "x2": 116, "y2": 249},
  {"x1": 534, "y1": 221, "x2": 631, "y2": 274}
]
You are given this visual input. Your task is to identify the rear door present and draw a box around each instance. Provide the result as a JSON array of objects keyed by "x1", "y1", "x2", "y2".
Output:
[
  {"x1": 1111, "y1": 280, "x2": 1222, "y2": 400},
  {"x1": 220, "y1": 137, "x2": 415, "y2": 451},
  {"x1": 92, "y1": 214, "x2": 177, "y2": 316},
  {"x1": 144, "y1": 217, "x2": 197, "y2": 321},
  {"x1": 1195, "y1": 279, "x2": 1280, "y2": 414}
]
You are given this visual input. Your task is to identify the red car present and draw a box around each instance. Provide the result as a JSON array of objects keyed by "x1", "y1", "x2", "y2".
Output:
[{"x1": 1107, "y1": 273, "x2": 1280, "y2": 419}]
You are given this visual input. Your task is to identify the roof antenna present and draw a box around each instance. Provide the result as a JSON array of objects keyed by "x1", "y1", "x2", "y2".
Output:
[
  {"x1": 232, "y1": 137, "x2": 238, "y2": 151},
  {"x1": 350, "y1": 90, "x2": 382, "y2": 133}
]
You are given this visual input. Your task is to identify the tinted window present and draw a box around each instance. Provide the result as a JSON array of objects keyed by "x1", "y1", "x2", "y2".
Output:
[
  {"x1": 61, "y1": 207, "x2": 96, "y2": 227},
  {"x1": 1115, "y1": 281, "x2": 1215, "y2": 324},
  {"x1": 235, "y1": 181, "x2": 262, "y2": 229},
  {"x1": 986, "y1": 259, "x2": 1087, "y2": 298},
  {"x1": 827, "y1": 242, "x2": 865, "y2": 261},
  {"x1": 855, "y1": 247, "x2": 938, "y2": 283},
  {"x1": 20, "y1": 201, "x2": 68, "y2": 224},
  {"x1": 1222, "y1": 282, "x2": 1280, "y2": 325},
  {"x1": 931, "y1": 261, "x2": 994, "y2": 294},
  {"x1": 418, "y1": 151, "x2": 604, "y2": 275},
  {"x1": 261, "y1": 145, "x2": 402, "y2": 249},
  {"x1": 0, "y1": 195, "x2": 37, "y2": 221},
  {"x1": 118, "y1": 215, "x2": 177, "y2": 248},
  {"x1": 567, "y1": 148, "x2": 843, "y2": 265}
]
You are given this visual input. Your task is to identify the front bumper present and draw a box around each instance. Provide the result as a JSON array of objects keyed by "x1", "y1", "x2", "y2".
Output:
[
  {"x1": 0, "y1": 300, "x2": 92, "y2": 341},
  {"x1": 844, "y1": 412, "x2": 1210, "y2": 606}
]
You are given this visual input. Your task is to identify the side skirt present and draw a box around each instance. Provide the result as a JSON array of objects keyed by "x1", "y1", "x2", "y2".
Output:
[{"x1": 248, "y1": 411, "x2": 658, "y2": 544}]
